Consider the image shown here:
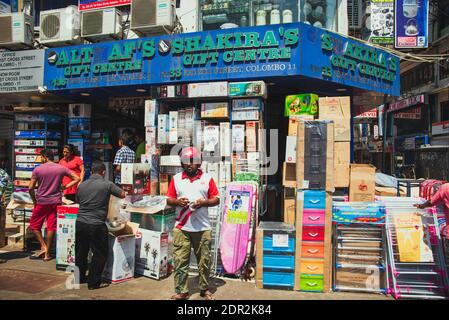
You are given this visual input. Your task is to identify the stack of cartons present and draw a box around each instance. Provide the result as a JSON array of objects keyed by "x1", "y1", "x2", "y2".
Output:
[
  {"x1": 294, "y1": 120, "x2": 334, "y2": 293},
  {"x1": 318, "y1": 97, "x2": 351, "y2": 188}
]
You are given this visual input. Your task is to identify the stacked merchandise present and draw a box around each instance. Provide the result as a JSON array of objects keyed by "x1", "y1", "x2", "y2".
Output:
[
  {"x1": 380, "y1": 197, "x2": 449, "y2": 299},
  {"x1": 89, "y1": 132, "x2": 113, "y2": 181},
  {"x1": 294, "y1": 120, "x2": 334, "y2": 292},
  {"x1": 56, "y1": 204, "x2": 79, "y2": 270},
  {"x1": 332, "y1": 202, "x2": 388, "y2": 294},
  {"x1": 282, "y1": 94, "x2": 318, "y2": 224},
  {"x1": 318, "y1": 97, "x2": 351, "y2": 188},
  {"x1": 255, "y1": 222, "x2": 296, "y2": 290},
  {"x1": 13, "y1": 113, "x2": 64, "y2": 221},
  {"x1": 67, "y1": 104, "x2": 92, "y2": 179}
]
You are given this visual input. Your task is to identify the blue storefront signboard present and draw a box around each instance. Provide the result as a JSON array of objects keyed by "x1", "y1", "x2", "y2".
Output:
[
  {"x1": 394, "y1": 0, "x2": 429, "y2": 49},
  {"x1": 43, "y1": 23, "x2": 400, "y2": 96}
]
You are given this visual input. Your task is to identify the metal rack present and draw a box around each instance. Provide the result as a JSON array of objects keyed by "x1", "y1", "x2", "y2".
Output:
[
  {"x1": 380, "y1": 197, "x2": 449, "y2": 300},
  {"x1": 332, "y1": 202, "x2": 388, "y2": 294}
]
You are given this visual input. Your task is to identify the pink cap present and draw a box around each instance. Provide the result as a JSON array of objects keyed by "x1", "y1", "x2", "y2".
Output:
[{"x1": 180, "y1": 147, "x2": 201, "y2": 161}]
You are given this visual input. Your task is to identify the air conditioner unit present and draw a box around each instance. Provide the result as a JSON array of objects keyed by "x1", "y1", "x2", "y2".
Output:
[
  {"x1": 0, "y1": 12, "x2": 34, "y2": 49},
  {"x1": 39, "y1": 5, "x2": 81, "y2": 47},
  {"x1": 82, "y1": 8, "x2": 123, "y2": 42},
  {"x1": 348, "y1": 0, "x2": 363, "y2": 29},
  {"x1": 131, "y1": 0, "x2": 175, "y2": 36}
]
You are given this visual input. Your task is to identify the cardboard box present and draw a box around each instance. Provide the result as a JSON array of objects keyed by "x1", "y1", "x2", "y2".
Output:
[
  {"x1": 168, "y1": 111, "x2": 178, "y2": 145},
  {"x1": 144, "y1": 100, "x2": 157, "y2": 127},
  {"x1": 246, "y1": 121, "x2": 258, "y2": 152},
  {"x1": 103, "y1": 222, "x2": 138, "y2": 284},
  {"x1": 288, "y1": 118, "x2": 300, "y2": 136},
  {"x1": 131, "y1": 209, "x2": 176, "y2": 233},
  {"x1": 232, "y1": 98, "x2": 262, "y2": 111},
  {"x1": 188, "y1": 82, "x2": 228, "y2": 97},
  {"x1": 283, "y1": 196, "x2": 296, "y2": 226},
  {"x1": 220, "y1": 122, "x2": 231, "y2": 157},
  {"x1": 296, "y1": 121, "x2": 335, "y2": 192},
  {"x1": 232, "y1": 124, "x2": 245, "y2": 152},
  {"x1": 349, "y1": 164, "x2": 376, "y2": 202},
  {"x1": 121, "y1": 163, "x2": 151, "y2": 195},
  {"x1": 283, "y1": 162, "x2": 297, "y2": 188},
  {"x1": 159, "y1": 174, "x2": 169, "y2": 196},
  {"x1": 157, "y1": 114, "x2": 169, "y2": 144},
  {"x1": 203, "y1": 125, "x2": 220, "y2": 153},
  {"x1": 285, "y1": 136, "x2": 297, "y2": 163},
  {"x1": 229, "y1": 81, "x2": 267, "y2": 98},
  {"x1": 68, "y1": 104, "x2": 91, "y2": 118},
  {"x1": 56, "y1": 205, "x2": 79, "y2": 269},
  {"x1": 334, "y1": 142, "x2": 350, "y2": 188},
  {"x1": 201, "y1": 102, "x2": 229, "y2": 118},
  {"x1": 145, "y1": 127, "x2": 157, "y2": 155},
  {"x1": 231, "y1": 110, "x2": 260, "y2": 121},
  {"x1": 318, "y1": 96, "x2": 351, "y2": 141},
  {"x1": 285, "y1": 94, "x2": 319, "y2": 117},
  {"x1": 135, "y1": 228, "x2": 171, "y2": 280}
]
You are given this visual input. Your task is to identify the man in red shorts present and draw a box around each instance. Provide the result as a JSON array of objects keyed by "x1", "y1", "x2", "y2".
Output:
[{"x1": 29, "y1": 149, "x2": 80, "y2": 261}]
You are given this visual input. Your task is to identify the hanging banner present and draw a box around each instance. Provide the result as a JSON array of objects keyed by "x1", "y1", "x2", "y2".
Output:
[
  {"x1": 78, "y1": 0, "x2": 131, "y2": 11},
  {"x1": 370, "y1": 0, "x2": 394, "y2": 45},
  {"x1": 394, "y1": 0, "x2": 429, "y2": 49}
]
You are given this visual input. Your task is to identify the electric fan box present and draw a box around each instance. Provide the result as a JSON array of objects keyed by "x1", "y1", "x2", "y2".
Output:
[
  {"x1": 135, "y1": 228, "x2": 171, "y2": 280},
  {"x1": 103, "y1": 222, "x2": 139, "y2": 284}
]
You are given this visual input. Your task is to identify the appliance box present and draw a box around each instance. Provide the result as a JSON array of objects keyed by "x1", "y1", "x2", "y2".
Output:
[
  {"x1": 349, "y1": 164, "x2": 376, "y2": 202},
  {"x1": 229, "y1": 81, "x2": 267, "y2": 98},
  {"x1": 201, "y1": 102, "x2": 229, "y2": 118},
  {"x1": 188, "y1": 82, "x2": 228, "y2": 98},
  {"x1": 56, "y1": 205, "x2": 79, "y2": 269},
  {"x1": 144, "y1": 100, "x2": 157, "y2": 127},
  {"x1": 135, "y1": 228, "x2": 170, "y2": 280},
  {"x1": 285, "y1": 136, "x2": 297, "y2": 163},
  {"x1": 121, "y1": 163, "x2": 151, "y2": 195}
]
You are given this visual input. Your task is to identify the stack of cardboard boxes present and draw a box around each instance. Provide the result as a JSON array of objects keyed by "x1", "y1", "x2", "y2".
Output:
[
  {"x1": 282, "y1": 94, "x2": 319, "y2": 225},
  {"x1": 318, "y1": 97, "x2": 351, "y2": 188}
]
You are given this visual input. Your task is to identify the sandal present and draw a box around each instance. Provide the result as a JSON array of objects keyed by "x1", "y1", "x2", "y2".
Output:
[
  {"x1": 29, "y1": 250, "x2": 46, "y2": 260},
  {"x1": 200, "y1": 290, "x2": 216, "y2": 300},
  {"x1": 170, "y1": 293, "x2": 190, "y2": 300}
]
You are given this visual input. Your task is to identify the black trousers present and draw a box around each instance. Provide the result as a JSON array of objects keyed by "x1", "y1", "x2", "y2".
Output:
[{"x1": 75, "y1": 221, "x2": 109, "y2": 287}]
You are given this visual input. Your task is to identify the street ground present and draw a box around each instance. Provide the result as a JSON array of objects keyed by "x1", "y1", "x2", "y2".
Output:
[{"x1": 0, "y1": 247, "x2": 391, "y2": 301}]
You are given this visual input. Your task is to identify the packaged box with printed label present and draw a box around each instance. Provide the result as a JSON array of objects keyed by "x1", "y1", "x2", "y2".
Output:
[
  {"x1": 144, "y1": 100, "x2": 157, "y2": 127},
  {"x1": 201, "y1": 102, "x2": 229, "y2": 118},
  {"x1": 56, "y1": 205, "x2": 79, "y2": 270},
  {"x1": 349, "y1": 164, "x2": 376, "y2": 202},
  {"x1": 318, "y1": 97, "x2": 351, "y2": 142},
  {"x1": 135, "y1": 228, "x2": 171, "y2": 280},
  {"x1": 69, "y1": 104, "x2": 91, "y2": 118},
  {"x1": 188, "y1": 82, "x2": 228, "y2": 97},
  {"x1": 121, "y1": 163, "x2": 151, "y2": 195},
  {"x1": 168, "y1": 111, "x2": 178, "y2": 145},
  {"x1": 103, "y1": 222, "x2": 138, "y2": 284},
  {"x1": 286, "y1": 136, "x2": 297, "y2": 163},
  {"x1": 157, "y1": 114, "x2": 169, "y2": 144}
]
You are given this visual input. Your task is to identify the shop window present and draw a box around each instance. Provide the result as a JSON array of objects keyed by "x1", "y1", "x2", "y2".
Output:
[
  {"x1": 442, "y1": 100, "x2": 449, "y2": 121},
  {"x1": 400, "y1": 63, "x2": 434, "y2": 93},
  {"x1": 438, "y1": 1, "x2": 449, "y2": 39},
  {"x1": 199, "y1": 0, "x2": 337, "y2": 31}
]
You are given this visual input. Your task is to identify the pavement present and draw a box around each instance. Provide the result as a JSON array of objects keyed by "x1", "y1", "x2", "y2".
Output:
[{"x1": 0, "y1": 247, "x2": 391, "y2": 300}]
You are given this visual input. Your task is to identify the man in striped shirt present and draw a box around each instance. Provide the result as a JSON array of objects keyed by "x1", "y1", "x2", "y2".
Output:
[
  {"x1": 166, "y1": 147, "x2": 220, "y2": 300},
  {"x1": 113, "y1": 133, "x2": 135, "y2": 186}
]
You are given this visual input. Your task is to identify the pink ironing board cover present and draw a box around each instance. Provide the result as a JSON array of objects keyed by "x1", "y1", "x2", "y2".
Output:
[{"x1": 220, "y1": 183, "x2": 254, "y2": 274}]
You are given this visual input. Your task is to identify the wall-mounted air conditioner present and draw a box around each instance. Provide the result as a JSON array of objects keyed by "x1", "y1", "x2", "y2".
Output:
[
  {"x1": 39, "y1": 5, "x2": 81, "y2": 47},
  {"x1": 131, "y1": 0, "x2": 175, "y2": 36},
  {"x1": 0, "y1": 12, "x2": 34, "y2": 49},
  {"x1": 348, "y1": 0, "x2": 363, "y2": 29},
  {"x1": 82, "y1": 8, "x2": 123, "y2": 42}
]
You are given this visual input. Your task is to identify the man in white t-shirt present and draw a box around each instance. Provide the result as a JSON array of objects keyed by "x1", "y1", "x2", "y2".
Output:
[{"x1": 166, "y1": 147, "x2": 220, "y2": 300}]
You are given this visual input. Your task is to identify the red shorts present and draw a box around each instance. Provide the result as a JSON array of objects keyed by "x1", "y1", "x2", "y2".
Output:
[{"x1": 29, "y1": 204, "x2": 58, "y2": 231}]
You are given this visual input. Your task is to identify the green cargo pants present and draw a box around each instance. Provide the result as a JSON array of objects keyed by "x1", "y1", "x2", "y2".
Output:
[{"x1": 173, "y1": 228, "x2": 211, "y2": 294}]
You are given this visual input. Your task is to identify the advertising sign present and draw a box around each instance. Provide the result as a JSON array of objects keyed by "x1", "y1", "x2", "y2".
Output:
[
  {"x1": 0, "y1": 49, "x2": 44, "y2": 93},
  {"x1": 370, "y1": 0, "x2": 394, "y2": 45},
  {"x1": 393, "y1": 107, "x2": 421, "y2": 119},
  {"x1": 355, "y1": 106, "x2": 378, "y2": 118},
  {"x1": 43, "y1": 23, "x2": 400, "y2": 96},
  {"x1": 78, "y1": 0, "x2": 131, "y2": 11},
  {"x1": 394, "y1": 0, "x2": 429, "y2": 49},
  {"x1": 388, "y1": 94, "x2": 425, "y2": 112},
  {"x1": 432, "y1": 121, "x2": 449, "y2": 136}
]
